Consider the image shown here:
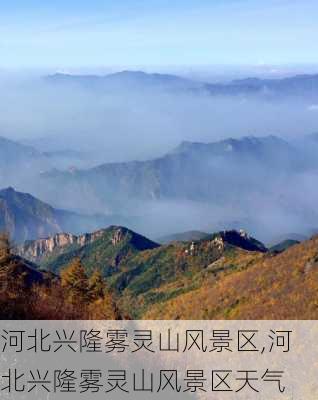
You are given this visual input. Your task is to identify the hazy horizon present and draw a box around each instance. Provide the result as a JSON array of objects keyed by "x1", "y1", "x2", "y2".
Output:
[{"x1": 1, "y1": 1, "x2": 318, "y2": 244}]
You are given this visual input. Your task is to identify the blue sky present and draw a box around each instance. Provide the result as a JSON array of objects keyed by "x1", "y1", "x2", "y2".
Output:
[{"x1": 1, "y1": 0, "x2": 317, "y2": 69}]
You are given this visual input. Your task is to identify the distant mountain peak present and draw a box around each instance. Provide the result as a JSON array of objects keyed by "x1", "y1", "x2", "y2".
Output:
[
  {"x1": 172, "y1": 134, "x2": 286, "y2": 155},
  {"x1": 211, "y1": 229, "x2": 267, "y2": 253},
  {"x1": 0, "y1": 188, "x2": 121, "y2": 243},
  {"x1": 0, "y1": 186, "x2": 50, "y2": 206},
  {"x1": 45, "y1": 70, "x2": 198, "y2": 91},
  {"x1": 111, "y1": 70, "x2": 148, "y2": 77}
]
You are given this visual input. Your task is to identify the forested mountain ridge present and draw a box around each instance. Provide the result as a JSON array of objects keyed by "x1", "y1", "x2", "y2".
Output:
[
  {"x1": 4, "y1": 222, "x2": 318, "y2": 319},
  {"x1": 17, "y1": 227, "x2": 267, "y2": 318}
]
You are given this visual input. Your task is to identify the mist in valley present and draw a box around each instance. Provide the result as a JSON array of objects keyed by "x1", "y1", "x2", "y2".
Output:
[
  {"x1": 1, "y1": 71, "x2": 318, "y2": 159},
  {"x1": 1, "y1": 70, "x2": 318, "y2": 243}
]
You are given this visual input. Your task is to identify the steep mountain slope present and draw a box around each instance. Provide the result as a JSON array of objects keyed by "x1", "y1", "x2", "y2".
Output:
[
  {"x1": 0, "y1": 188, "x2": 126, "y2": 243},
  {"x1": 0, "y1": 187, "x2": 64, "y2": 243},
  {"x1": 17, "y1": 230, "x2": 106, "y2": 263},
  {"x1": 144, "y1": 235, "x2": 318, "y2": 319},
  {"x1": 0, "y1": 234, "x2": 116, "y2": 320},
  {"x1": 18, "y1": 227, "x2": 267, "y2": 317},
  {"x1": 26, "y1": 226, "x2": 160, "y2": 275},
  {"x1": 0, "y1": 234, "x2": 54, "y2": 291},
  {"x1": 41, "y1": 135, "x2": 299, "y2": 207},
  {"x1": 14, "y1": 224, "x2": 318, "y2": 320},
  {"x1": 7, "y1": 229, "x2": 318, "y2": 319},
  {"x1": 112, "y1": 230, "x2": 267, "y2": 317}
]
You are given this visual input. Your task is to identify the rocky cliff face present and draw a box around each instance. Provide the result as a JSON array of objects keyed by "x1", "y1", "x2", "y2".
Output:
[
  {"x1": 17, "y1": 229, "x2": 105, "y2": 263},
  {"x1": 17, "y1": 225, "x2": 160, "y2": 275},
  {"x1": 216, "y1": 229, "x2": 268, "y2": 252}
]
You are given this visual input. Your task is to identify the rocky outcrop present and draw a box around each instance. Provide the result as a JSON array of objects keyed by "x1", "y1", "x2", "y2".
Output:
[
  {"x1": 111, "y1": 228, "x2": 124, "y2": 245},
  {"x1": 16, "y1": 229, "x2": 105, "y2": 263},
  {"x1": 216, "y1": 229, "x2": 267, "y2": 252},
  {"x1": 183, "y1": 229, "x2": 267, "y2": 256},
  {"x1": 16, "y1": 225, "x2": 160, "y2": 271}
]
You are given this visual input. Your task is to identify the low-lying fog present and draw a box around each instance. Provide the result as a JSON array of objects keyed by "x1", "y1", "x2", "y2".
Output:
[
  {"x1": 1, "y1": 69, "x2": 318, "y2": 243},
  {"x1": 1, "y1": 71, "x2": 318, "y2": 163}
]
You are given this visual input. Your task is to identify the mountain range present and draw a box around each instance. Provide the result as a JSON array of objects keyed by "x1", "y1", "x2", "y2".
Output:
[
  {"x1": 0, "y1": 187, "x2": 134, "y2": 243},
  {"x1": 37, "y1": 134, "x2": 318, "y2": 241},
  {"x1": 16, "y1": 225, "x2": 268, "y2": 317},
  {"x1": 17, "y1": 225, "x2": 160, "y2": 275},
  {"x1": 2, "y1": 71, "x2": 318, "y2": 242},
  {"x1": 47, "y1": 71, "x2": 318, "y2": 100},
  {"x1": 11, "y1": 223, "x2": 318, "y2": 319},
  {"x1": 2, "y1": 70, "x2": 318, "y2": 319},
  {"x1": 206, "y1": 74, "x2": 318, "y2": 99},
  {"x1": 46, "y1": 70, "x2": 199, "y2": 93},
  {"x1": 41, "y1": 135, "x2": 297, "y2": 205},
  {"x1": 2, "y1": 132, "x2": 318, "y2": 241},
  {"x1": 145, "y1": 234, "x2": 318, "y2": 319}
]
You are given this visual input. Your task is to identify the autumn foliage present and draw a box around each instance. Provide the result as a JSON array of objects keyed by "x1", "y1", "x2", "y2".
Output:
[
  {"x1": 0, "y1": 238, "x2": 119, "y2": 320},
  {"x1": 145, "y1": 236, "x2": 318, "y2": 319},
  {"x1": 2, "y1": 229, "x2": 318, "y2": 320}
]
